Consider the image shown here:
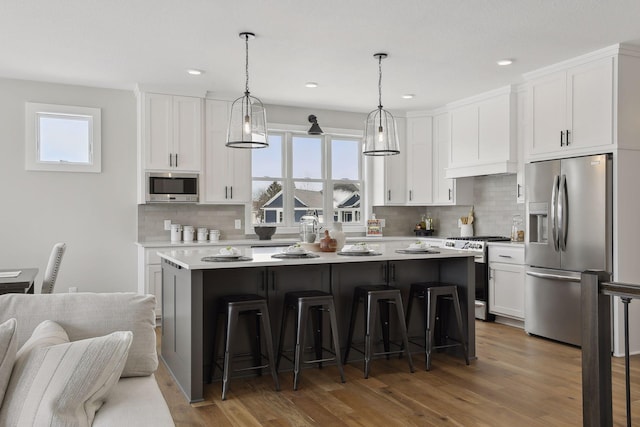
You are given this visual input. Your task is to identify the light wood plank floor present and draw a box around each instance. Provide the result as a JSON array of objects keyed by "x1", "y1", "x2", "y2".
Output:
[{"x1": 155, "y1": 321, "x2": 639, "y2": 426}]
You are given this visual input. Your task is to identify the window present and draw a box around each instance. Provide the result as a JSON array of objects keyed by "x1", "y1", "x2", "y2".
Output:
[
  {"x1": 251, "y1": 130, "x2": 363, "y2": 230},
  {"x1": 25, "y1": 102, "x2": 101, "y2": 172}
]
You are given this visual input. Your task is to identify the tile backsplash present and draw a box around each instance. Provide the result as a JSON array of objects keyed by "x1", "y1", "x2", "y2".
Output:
[
  {"x1": 138, "y1": 174, "x2": 524, "y2": 241},
  {"x1": 373, "y1": 174, "x2": 524, "y2": 238},
  {"x1": 138, "y1": 204, "x2": 248, "y2": 241}
]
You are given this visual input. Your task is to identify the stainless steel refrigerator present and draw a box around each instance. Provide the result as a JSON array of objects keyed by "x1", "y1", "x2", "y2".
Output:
[{"x1": 525, "y1": 154, "x2": 612, "y2": 346}]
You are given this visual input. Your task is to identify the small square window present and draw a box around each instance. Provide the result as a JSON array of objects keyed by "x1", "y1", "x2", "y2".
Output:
[{"x1": 25, "y1": 103, "x2": 101, "y2": 173}]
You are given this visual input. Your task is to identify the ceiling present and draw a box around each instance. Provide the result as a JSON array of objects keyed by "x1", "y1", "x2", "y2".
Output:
[{"x1": 3, "y1": 0, "x2": 640, "y2": 113}]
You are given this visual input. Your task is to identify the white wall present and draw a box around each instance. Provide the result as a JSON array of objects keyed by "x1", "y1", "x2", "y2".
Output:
[{"x1": 0, "y1": 78, "x2": 138, "y2": 293}]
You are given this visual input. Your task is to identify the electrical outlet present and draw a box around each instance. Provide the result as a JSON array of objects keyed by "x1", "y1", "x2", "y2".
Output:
[
  {"x1": 234, "y1": 219, "x2": 242, "y2": 229},
  {"x1": 69, "y1": 287, "x2": 78, "y2": 293},
  {"x1": 164, "y1": 220, "x2": 172, "y2": 231}
]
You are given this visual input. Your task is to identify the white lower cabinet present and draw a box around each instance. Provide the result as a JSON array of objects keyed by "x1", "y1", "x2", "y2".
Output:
[
  {"x1": 488, "y1": 244, "x2": 525, "y2": 321},
  {"x1": 147, "y1": 264, "x2": 162, "y2": 318}
]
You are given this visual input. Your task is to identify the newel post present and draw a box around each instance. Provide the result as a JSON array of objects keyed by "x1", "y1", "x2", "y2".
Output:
[{"x1": 581, "y1": 270, "x2": 612, "y2": 427}]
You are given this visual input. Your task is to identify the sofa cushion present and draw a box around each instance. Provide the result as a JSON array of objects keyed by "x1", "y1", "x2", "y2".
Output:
[
  {"x1": 0, "y1": 329, "x2": 132, "y2": 427},
  {"x1": 92, "y1": 375, "x2": 175, "y2": 427},
  {"x1": 0, "y1": 292, "x2": 158, "y2": 377},
  {"x1": 0, "y1": 318, "x2": 17, "y2": 406}
]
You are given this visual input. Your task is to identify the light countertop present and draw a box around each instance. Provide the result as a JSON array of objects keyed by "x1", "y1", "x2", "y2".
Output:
[
  {"x1": 138, "y1": 236, "x2": 445, "y2": 249},
  {"x1": 157, "y1": 240, "x2": 470, "y2": 270}
]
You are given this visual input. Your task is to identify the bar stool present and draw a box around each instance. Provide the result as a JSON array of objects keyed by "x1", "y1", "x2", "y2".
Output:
[
  {"x1": 276, "y1": 290, "x2": 345, "y2": 390},
  {"x1": 405, "y1": 282, "x2": 470, "y2": 371},
  {"x1": 344, "y1": 285, "x2": 414, "y2": 378},
  {"x1": 210, "y1": 294, "x2": 280, "y2": 400}
]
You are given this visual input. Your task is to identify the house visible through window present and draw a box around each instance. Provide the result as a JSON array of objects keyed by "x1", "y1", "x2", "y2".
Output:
[
  {"x1": 25, "y1": 102, "x2": 101, "y2": 173},
  {"x1": 251, "y1": 130, "x2": 362, "y2": 229}
]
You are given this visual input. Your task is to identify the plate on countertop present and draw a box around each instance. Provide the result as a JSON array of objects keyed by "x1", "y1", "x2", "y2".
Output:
[
  {"x1": 272, "y1": 252, "x2": 320, "y2": 259},
  {"x1": 337, "y1": 250, "x2": 381, "y2": 256},
  {"x1": 395, "y1": 248, "x2": 440, "y2": 254},
  {"x1": 201, "y1": 256, "x2": 253, "y2": 262}
]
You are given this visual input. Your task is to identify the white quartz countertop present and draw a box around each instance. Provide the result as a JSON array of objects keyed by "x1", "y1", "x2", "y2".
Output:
[
  {"x1": 138, "y1": 236, "x2": 445, "y2": 249},
  {"x1": 157, "y1": 240, "x2": 471, "y2": 270},
  {"x1": 486, "y1": 241, "x2": 524, "y2": 247}
]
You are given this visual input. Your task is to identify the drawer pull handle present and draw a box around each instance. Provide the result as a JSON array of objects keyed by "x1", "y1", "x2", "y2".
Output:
[{"x1": 498, "y1": 255, "x2": 513, "y2": 258}]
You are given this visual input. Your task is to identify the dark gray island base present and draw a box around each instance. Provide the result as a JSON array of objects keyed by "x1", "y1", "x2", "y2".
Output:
[{"x1": 158, "y1": 245, "x2": 475, "y2": 403}]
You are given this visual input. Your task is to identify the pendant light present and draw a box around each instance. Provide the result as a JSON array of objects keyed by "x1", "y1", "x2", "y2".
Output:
[
  {"x1": 363, "y1": 53, "x2": 400, "y2": 156},
  {"x1": 226, "y1": 32, "x2": 268, "y2": 148}
]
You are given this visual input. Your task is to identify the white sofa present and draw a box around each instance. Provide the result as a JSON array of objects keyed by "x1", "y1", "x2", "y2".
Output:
[{"x1": 0, "y1": 292, "x2": 174, "y2": 426}]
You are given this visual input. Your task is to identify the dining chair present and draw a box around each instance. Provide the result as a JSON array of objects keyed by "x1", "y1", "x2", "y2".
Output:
[{"x1": 41, "y1": 242, "x2": 66, "y2": 294}]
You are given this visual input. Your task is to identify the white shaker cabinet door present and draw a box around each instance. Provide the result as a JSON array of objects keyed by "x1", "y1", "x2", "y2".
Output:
[
  {"x1": 144, "y1": 93, "x2": 174, "y2": 170},
  {"x1": 406, "y1": 116, "x2": 433, "y2": 205},
  {"x1": 529, "y1": 72, "x2": 567, "y2": 156},
  {"x1": 203, "y1": 99, "x2": 251, "y2": 203},
  {"x1": 567, "y1": 56, "x2": 614, "y2": 150},
  {"x1": 171, "y1": 96, "x2": 203, "y2": 172}
]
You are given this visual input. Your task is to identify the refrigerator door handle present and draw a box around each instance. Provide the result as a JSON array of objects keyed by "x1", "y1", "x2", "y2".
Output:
[
  {"x1": 551, "y1": 175, "x2": 560, "y2": 252},
  {"x1": 526, "y1": 270, "x2": 581, "y2": 282},
  {"x1": 558, "y1": 174, "x2": 567, "y2": 251}
]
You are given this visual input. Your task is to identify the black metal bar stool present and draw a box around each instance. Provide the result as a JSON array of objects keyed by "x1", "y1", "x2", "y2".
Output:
[
  {"x1": 210, "y1": 294, "x2": 280, "y2": 400},
  {"x1": 405, "y1": 282, "x2": 470, "y2": 371},
  {"x1": 276, "y1": 290, "x2": 345, "y2": 390},
  {"x1": 344, "y1": 285, "x2": 414, "y2": 378}
]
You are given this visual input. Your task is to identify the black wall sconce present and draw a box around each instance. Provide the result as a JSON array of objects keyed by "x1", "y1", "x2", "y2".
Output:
[{"x1": 307, "y1": 115, "x2": 323, "y2": 135}]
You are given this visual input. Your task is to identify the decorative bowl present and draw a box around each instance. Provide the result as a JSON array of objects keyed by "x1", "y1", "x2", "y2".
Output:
[{"x1": 254, "y1": 226, "x2": 276, "y2": 240}]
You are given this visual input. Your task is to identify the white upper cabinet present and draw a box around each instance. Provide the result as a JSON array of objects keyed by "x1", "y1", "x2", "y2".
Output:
[
  {"x1": 142, "y1": 93, "x2": 202, "y2": 172},
  {"x1": 516, "y1": 87, "x2": 527, "y2": 204},
  {"x1": 433, "y1": 113, "x2": 473, "y2": 205},
  {"x1": 370, "y1": 117, "x2": 406, "y2": 206},
  {"x1": 202, "y1": 99, "x2": 251, "y2": 204},
  {"x1": 405, "y1": 115, "x2": 433, "y2": 205},
  {"x1": 526, "y1": 55, "x2": 614, "y2": 160},
  {"x1": 446, "y1": 86, "x2": 517, "y2": 178}
]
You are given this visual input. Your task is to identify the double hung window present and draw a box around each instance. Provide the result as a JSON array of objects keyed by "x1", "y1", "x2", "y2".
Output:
[{"x1": 251, "y1": 130, "x2": 362, "y2": 229}]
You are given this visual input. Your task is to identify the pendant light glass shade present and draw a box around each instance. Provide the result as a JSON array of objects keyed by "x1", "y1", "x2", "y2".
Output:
[
  {"x1": 226, "y1": 32, "x2": 268, "y2": 149},
  {"x1": 363, "y1": 53, "x2": 400, "y2": 156}
]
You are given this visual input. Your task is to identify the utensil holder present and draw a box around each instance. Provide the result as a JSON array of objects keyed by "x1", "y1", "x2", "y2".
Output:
[{"x1": 458, "y1": 219, "x2": 473, "y2": 237}]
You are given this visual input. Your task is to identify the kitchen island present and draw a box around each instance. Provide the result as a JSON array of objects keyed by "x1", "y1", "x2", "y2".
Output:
[{"x1": 158, "y1": 241, "x2": 475, "y2": 403}]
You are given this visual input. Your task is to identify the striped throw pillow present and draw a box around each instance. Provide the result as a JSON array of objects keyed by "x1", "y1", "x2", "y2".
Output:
[
  {"x1": 0, "y1": 318, "x2": 17, "y2": 406},
  {"x1": 0, "y1": 328, "x2": 133, "y2": 427}
]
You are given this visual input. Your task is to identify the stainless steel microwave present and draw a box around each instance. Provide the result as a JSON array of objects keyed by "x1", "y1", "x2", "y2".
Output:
[{"x1": 146, "y1": 172, "x2": 199, "y2": 203}]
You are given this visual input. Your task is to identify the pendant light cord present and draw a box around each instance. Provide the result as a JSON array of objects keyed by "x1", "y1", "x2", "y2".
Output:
[
  {"x1": 378, "y1": 55, "x2": 383, "y2": 109},
  {"x1": 244, "y1": 34, "x2": 250, "y2": 95}
]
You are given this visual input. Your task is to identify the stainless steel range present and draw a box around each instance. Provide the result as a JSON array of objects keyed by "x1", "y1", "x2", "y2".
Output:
[{"x1": 443, "y1": 236, "x2": 511, "y2": 321}]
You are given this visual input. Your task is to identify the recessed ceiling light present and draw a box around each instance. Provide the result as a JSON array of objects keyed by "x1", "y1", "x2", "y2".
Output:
[
  {"x1": 496, "y1": 59, "x2": 513, "y2": 66},
  {"x1": 305, "y1": 82, "x2": 319, "y2": 88},
  {"x1": 187, "y1": 69, "x2": 204, "y2": 75},
  {"x1": 402, "y1": 94, "x2": 415, "y2": 99}
]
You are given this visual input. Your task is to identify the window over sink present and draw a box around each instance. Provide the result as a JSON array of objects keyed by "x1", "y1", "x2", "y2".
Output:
[{"x1": 251, "y1": 130, "x2": 363, "y2": 230}]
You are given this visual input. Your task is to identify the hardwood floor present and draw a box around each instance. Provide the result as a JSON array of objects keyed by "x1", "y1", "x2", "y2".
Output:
[{"x1": 154, "y1": 321, "x2": 639, "y2": 426}]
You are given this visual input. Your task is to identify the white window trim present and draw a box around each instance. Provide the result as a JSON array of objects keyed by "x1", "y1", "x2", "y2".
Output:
[
  {"x1": 25, "y1": 102, "x2": 102, "y2": 173},
  {"x1": 246, "y1": 124, "x2": 366, "y2": 235}
]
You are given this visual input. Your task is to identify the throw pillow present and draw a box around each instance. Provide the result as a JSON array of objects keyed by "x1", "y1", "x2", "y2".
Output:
[
  {"x1": 0, "y1": 329, "x2": 133, "y2": 427},
  {"x1": 16, "y1": 319, "x2": 69, "y2": 360},
  {"x1": 0, "y1": 318, "x2": 17, "y2": 406}
]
